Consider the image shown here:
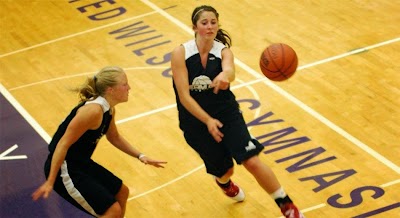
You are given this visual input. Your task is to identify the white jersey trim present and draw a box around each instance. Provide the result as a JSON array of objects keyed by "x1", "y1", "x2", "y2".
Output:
[
  {"x1": 85, "y1": 96, "x2": 110, "y2": 113},
  {"x1": 182, "y1": 39, "x2": 225, "y2": 60},
  {"x1": 61, "y1": 161, "x2": 99, "y2": 217}
]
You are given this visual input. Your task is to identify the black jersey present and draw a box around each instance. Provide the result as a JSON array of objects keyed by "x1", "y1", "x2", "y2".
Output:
[
  {"x1": 47, "y1": 96, "x2": 112, "y2": 163},
  {"x1": 173, "y1": 39, "x2": 239, "y2": 130}
]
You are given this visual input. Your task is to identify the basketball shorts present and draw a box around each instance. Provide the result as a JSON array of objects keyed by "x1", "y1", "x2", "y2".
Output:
[
  {"x1": 183, "y1": 112, "x2": 264, "y2": 178},
  {"x1": 45, "y1": 158, "x2": 122, "y2": 216}
]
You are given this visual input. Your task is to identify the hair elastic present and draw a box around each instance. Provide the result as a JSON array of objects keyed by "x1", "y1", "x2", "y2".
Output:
[
  {"x1": 192, "y1": 9, "x2": 204, "y2": 23},
  {"x1": 93, "y1": 75, "x2": 98, "y2": 93}
]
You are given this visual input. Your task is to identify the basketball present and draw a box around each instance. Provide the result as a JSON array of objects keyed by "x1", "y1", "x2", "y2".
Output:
[{"x1": 259, "y1": 43, "x2": 298, "y2": 81}]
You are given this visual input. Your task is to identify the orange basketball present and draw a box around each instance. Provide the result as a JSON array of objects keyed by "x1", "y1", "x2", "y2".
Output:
[{"x1": 259, "y1": 43, "x2": 298, "y2": 81}]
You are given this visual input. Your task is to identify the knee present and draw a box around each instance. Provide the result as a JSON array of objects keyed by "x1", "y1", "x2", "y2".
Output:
[
  {"x1": 102, "y1": 202, "x2": 122, "y2": 217},
  {"x1": 119, "y1": 184, "x2": 130, "y2": 200},
  {"x1": 242, "y1": 156, "x2": 261, "y2": 172}
]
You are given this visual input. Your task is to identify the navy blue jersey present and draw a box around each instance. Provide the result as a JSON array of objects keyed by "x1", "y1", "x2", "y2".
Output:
[
  {"x1": 44, "y1": 96, "x2": 121, "y2": 216},
  {"x1": 173, "y1": 39, "x2": 239, "y2": 129},
  {"x1": 47, "y1": 96, "x2": 112, "y2": 163}
]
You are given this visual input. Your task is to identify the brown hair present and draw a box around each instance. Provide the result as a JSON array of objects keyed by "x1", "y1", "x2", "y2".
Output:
[{"x1": 191, "y1": 5, "x2": 232, "y2": 47}]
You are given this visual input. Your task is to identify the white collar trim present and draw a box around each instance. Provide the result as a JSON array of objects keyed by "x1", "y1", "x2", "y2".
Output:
[{"x1": 85, "y1": 96, "x2": 110, "y2": 112}]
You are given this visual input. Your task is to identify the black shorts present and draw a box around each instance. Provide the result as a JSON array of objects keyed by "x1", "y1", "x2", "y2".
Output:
[
  {"x1": 45, "y1": 158, "x2": 122, "y2": 216},
  {"x1": 183, "y1": 112, "x2": 264, "y2": 178}
]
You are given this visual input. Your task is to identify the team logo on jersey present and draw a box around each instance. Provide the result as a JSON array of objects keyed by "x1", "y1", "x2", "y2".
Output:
[
  {"x1": 245, "y1": 140, "x2": 257, "y2": 151},
  {"x1": 189, "y1": 75, "x2": 212, "y2": 92}
]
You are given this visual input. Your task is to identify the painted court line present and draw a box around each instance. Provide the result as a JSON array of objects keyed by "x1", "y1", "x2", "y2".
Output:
[
  {"x1": 0, "y1": 83, "x2": 51, "y2": 143},
  {"x1": 128, "y1": 164, "x2": 205, "y2": 201},
  {"x1": 9, "y1": 66, "x2": 167, "y2": 91},
  {"x1": 298, "y1": 37, "x2": 400, "y2": 70},
  {"x1": 0, "y1": 11, "x2": 158, "y2": 59},
  {"x1": 116, "y1": 77, "x2": 263, "y2": 125},
  {"x1": 380, "y1": 179, "x2": 400, "y2": 188},
  {"x1": 0, "y1": 144, "x2": 28, "y2": 160}
]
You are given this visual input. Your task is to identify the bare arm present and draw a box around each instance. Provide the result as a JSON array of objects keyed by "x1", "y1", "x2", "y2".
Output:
[
  {"x1": 221, "y1": 47, "x2": 235, "y2": 81},
  {"x1": 171, "y1": 45, "x2": 224, "y2": 142},
  {"x1": 106, "y1": 109, "x2": 167, "y2": 168},
  {"x1": 32, "y1": 104, "x2": 103, "y2": 200},
  {"x1": 211, "y1": 47, "x2": 235, "y2": 94}
]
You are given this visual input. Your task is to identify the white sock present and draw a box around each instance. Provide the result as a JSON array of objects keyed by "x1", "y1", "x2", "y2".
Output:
[{"x1": 270, "y1": 187, "x2": 287, "y2": 199}]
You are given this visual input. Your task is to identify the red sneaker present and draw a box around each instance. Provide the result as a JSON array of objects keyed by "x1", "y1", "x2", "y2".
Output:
[
  {"x1": 216, "y1": 179, "x2": 245, "y2": 202},
  {"x1": 280, "y1": 203, "x2": 305, "y2": 218}
]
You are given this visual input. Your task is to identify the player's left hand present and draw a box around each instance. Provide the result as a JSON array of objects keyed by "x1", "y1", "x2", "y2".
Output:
[{"x1": 140, "y1": 156, "x2": 167, "y2": 168}]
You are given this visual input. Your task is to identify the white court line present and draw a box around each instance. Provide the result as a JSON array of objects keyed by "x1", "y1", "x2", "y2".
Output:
[
  {"x1": 0, "y1": 11, "x2": 158, "y2": 59},
  {"x1": 123, "y1": 79, "x2": 259, "y2": 200},
  {"x1": 0, "y1": 83, "x2": 52, "y2": 143},
  {"x1": 235, "y1": 78, "x2": 262, "y2": 130},
  {"x1": 0, "y1": 144, "x2": 28, "y2": 160},
  {"x1": 380, "y1": 179, "x2": 400, "y2": 188},
  {"x1": 116, "y1": 78, "x2": 263, "y2": 125},
  {"x1": 297, "y1": 38, "x2": 400, "y2": 70},
  {"x1": 128, "y1": 164, "x2": 205, "y2": 201},
  {"x1": 140, "y1": 0, "x2": 400, "y2": 174},
  {"x1": 301, "y1": 204, "x2": 327, "y2": 213},
  {"x1": 9, "y1": 66, "x2": 167, "y2": 91},
  {"x1": 116, "y1": 103, "x2": 176, "y2": 124}
]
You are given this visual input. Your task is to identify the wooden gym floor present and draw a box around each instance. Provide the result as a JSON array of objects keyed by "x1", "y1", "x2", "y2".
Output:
[{"x1": 1, "y1": 0, "x2": 399, "y2": 217}]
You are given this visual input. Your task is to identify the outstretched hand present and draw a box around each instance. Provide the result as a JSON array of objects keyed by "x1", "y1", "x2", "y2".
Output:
[
  {"x1": 139, "y1": 156, "x2": 167, "y2": 168},
  {"x1": 211, "y1": 72, "x2": 230, "y2": 94},
  {"x1": 32, "y1": 181, "x2": 53, "y2": 201}
]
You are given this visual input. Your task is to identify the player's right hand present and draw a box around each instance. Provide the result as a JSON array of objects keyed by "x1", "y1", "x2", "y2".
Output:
[
  {"x1": 206, "y1": 118, "x2": 224, "y2": 142},
  {"x1": 32, "y1": 181, "x2": 53, "y2": 201}
]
